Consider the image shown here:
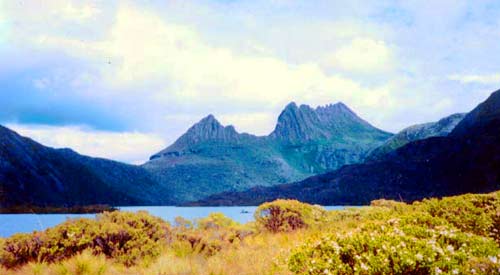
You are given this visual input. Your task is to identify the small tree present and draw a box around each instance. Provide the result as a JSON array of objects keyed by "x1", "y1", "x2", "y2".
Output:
[{"x1": 254, "y1": 200, "x2": 326, "y2": 233}]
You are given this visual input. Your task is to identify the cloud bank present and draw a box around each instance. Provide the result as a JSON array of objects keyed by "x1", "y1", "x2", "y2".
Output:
[{"x1": 1, "y1": 0, "x2": 499, "y2": 163}]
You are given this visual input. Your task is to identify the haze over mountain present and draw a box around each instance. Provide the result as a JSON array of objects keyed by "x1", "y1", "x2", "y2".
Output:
[
  {"x1": 143, "y1": 102, "x2": 392, "y2": 202},
  {"x1": 190, "y1": 89, "x2": 500, "y2": 206}
]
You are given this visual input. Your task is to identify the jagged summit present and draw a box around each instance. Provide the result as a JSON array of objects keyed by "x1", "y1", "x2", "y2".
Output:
[
  {"x1": 270, "y1": 101, "x2": 390, "y2": 143},
  {"x1": 270, "y1": 102, "x2": 322, "y2": 142},
  {"x1": 283, "y1": 101, "x2": 298, "y2": 110},
  {"x1": 150, "y1": 114, "x2": 244, "y2": 160},
  {"x1": 199, "y1": 114, "x2": 217, "y2": 123},
  {"x1": 151, "y1": 101, "x2": 393, "y2": 161},
  {"x1": 146, "y1": 100, "x2": 392, "y2": 200},
  {"x1": 316, "y1": 102, "x2": 358, "y2": 119}
]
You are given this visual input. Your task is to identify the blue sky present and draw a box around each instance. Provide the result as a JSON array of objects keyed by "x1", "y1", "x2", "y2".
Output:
[{"x1": 1, "y1": 0, "x2": 499, "y2": 163}]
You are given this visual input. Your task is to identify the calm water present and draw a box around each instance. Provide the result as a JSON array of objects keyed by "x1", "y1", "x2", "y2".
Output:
[{"x1": 0, "y1": 206, "x2": 347, "y2": 237}]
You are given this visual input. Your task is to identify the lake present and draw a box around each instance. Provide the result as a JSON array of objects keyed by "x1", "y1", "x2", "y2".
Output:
[{"x1": 0, "y1": 206, "x2": 347, "y2": 237}]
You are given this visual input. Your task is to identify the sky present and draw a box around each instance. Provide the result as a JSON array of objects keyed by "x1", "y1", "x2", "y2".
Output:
[{"x1": 1, "y1": 0, "x2": 500, "y2": 164}]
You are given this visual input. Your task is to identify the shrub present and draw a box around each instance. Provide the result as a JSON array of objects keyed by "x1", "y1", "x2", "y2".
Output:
[
  {"x1": 289, "y1": 213, "x2": 500, "y2": 275},
  {"x1": 196, "y1": 212, "x2": 239, "y2": 230},
  {"x1": 0, "y1": 232, "x2": 45, "y2": 268},
  {"x1": 173, "y1": 213, "x2": 254, "y2": 257},
  {"x1": 0, "y1": 211, "x2": 171, "y2": 268},
  {"x1": 370, "y1": 199, "x2": 407, "y2": 211},
  {"x1": 418, "y1": 192, "x2": 500, "y2": 242},
  {"x1": 255, "y1": 200, "x2": 327, "y2": 233},
  {"x1": 93, "y1": 211, "x2": 171, "y2": 265}
]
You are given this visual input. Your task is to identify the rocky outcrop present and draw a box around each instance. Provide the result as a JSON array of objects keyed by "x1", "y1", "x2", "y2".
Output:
[
  {"x1": 270, "y1": 102, "x2": 390, "y2": 143},
  {"x1": 150, "y1": 115, "x2": 251, "y2": 160}
]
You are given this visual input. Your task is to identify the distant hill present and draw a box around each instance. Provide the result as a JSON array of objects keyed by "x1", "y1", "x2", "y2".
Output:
[
  {"x1": 189, "y1": 89, "x2": 500, "y2": 206},
  {"x1": 143, "y1": 102, "x2": 392, "y2": 202},
  {"x1": 0, "y1": 101, "x2": 392, "y2": 206},
  {"x1": 366, "y1": 113, "x2": 466, "y2": 161},
  {"x1": 0, "y1": 126, "x2": 174, "y2": 207}
]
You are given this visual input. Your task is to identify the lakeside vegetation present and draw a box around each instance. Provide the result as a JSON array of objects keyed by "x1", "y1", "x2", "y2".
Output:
[
  {"x1": 1, "y1": 192, "x2": 499, "y2": 275},
  {"x1": 0, "y1": 205, "x2": 117, "y2": 214}
]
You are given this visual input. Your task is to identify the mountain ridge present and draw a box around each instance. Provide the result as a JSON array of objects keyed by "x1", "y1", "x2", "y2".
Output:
[
  {"x1": 0, "y1": 125, "x2": 175, "y2": 207},
  {"x1": 143, "y1": 101, "x2": 392, "y2": 202},
  {"x1": 366, "y1": 113, "x2": 466, "y2": 161},
  {"x1": 188, "y1": 89, "x2": 500, "y2": 206}
]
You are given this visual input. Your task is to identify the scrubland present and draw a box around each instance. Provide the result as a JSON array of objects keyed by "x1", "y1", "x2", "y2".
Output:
[{"x1": 1, "y1": 192, "x2": 499, "y2": 275}]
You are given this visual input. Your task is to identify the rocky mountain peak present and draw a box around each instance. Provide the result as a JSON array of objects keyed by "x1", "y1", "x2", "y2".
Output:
[
  {"x1": 271, "y1": 102, "x2": 323, "y2": 142},
  {"x1": 283, "y1": 101, "x2": 299, "y2": 111},
  {"x1": 198, "y1": 114, "x2": 218, "y2": 124},
  {"x1": 150, "y1": 114, "x2": 242, "y2": 159},
  {"x1": 186, "y1": 114, "x2": 238, "y2": 139},
  {"x1": 270, "y1": 101, "x2": 388, "y2": 143},
  {"x1": 316, "y1": 102, "x2": 349, "y2": 112},
  {"x1": 316, "y1": 102, "x2": 369, "y2": 126}
]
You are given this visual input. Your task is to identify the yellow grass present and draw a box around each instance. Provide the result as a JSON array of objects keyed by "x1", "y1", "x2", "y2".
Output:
[{"x1": 1, "y1": 231, "x2": 311, "y2": 275}]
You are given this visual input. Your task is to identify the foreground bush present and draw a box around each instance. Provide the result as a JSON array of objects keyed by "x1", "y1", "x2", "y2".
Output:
[
  {"x1": 0, "y1": 211, "x2": 171, "y2": 268},
  {"x1": 1, "y1": 191, "x2": 499, "y2": 275},
  {"x1": 417, "y1": 192, "x2": 500, "y2": 243},
  {"x1": 255, "y1": 200, "x2": 327, "y2": 233},
  {"x1": 173, "y1": 213, "x2": 254, "y2": 256},
  {"x1": 289, "y1": 212, "x2": 500, "y2": 275}
]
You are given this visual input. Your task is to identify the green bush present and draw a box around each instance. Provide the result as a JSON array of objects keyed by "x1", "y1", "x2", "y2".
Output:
[
  {"x1": 0, "y1": 211, "x2": 171, "y2": 268},
  {"x1": 417, "y1": 192, "x2": 500, "y2": 242},
  {"x1": 173, "y1": 213, "x2": 253, "y2": 256},
  {"x1": 196, "y1": 212, "x2": 239, "y2": 230},
  {"x1": 93, "y1": 211, "x2": 171, "y2": 265},
  {"x1": 255, "y1": 200, "x2": 327, "y2": 233},
  {"x1": 1, "y1": 231, "x2": 45, "y2": 268},
  {"x1": 289, "y1": 213, "x2": 500, "y2": 275}
]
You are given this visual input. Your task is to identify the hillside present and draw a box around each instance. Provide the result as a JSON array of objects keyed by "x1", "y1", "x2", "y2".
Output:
[
  {"x1": 0, "y1": 126, "x2": 174, "y2": 207},
  {"x1": 366, "y1": 113, "x2": 466, "y2": 161},
  {"x1": 189, "y1": 89, "x2": 500, "y2": 206}
]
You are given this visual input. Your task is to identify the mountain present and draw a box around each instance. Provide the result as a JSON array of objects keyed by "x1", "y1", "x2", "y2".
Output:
[
  {"x1": 269, "y1": 102, "x2": 392, "y2": 173},
  {"x1": 0, "y1": 126, "x2": 174, "y2": 207},
  {"x1": 143, "y1": 102, "x2": 392, "y2": 202},
  {"x1": 189, "y1": 89, "x2": 500, "y2": 206},
  {"x1": 366, "y1": 113, "x2": 466, "y2": 161},
  {"x1": 150, "y1": 115, "x2": 246, "y2": 158},
  {"x1": 270, "y1": 102, "x2": 388, "y2": 143},
  {"x1": 142, "y1": 115, "x2": 302, "y2": 203}
]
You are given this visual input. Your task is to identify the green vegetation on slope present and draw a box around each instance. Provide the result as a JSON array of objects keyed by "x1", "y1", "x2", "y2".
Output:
[
  {"x1": 1, "y1": 191, "x2": 499, "y2": 275},
  {"x1": 143, "y1": 102, "x2": 393, "y2": 203}
]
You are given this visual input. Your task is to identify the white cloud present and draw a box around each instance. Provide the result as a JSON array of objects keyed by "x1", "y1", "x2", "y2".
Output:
[
  {"x1": 327, "y1": 38, "x2": 394, "y2": 73},
  {"x1": 49, "y1": 2, "x2": 101, "y2": 22},
  {"x1": 7, "y1": 124, "x2": 166, "y2": 164},
  {"x1": 34, "y1": 5, "x2": 396, "y2": 108},
  {"x1": 3, "y1": 1, "x2": 498, "y2": 137},
  {"x1": 448, "y1": 73, "x2": 500, "y2": 85}
]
